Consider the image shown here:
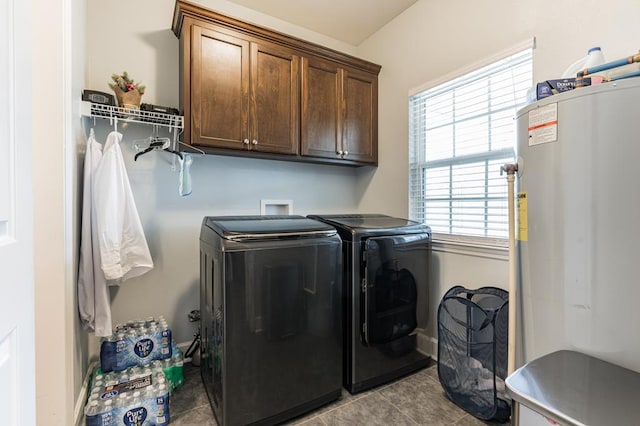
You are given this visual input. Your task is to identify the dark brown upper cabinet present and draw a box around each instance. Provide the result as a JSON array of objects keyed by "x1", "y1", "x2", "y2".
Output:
[
  {"x1": 190, "y1": 26, "x2": 249, "y2": 151},
  {"x1": 300, "y1": 57, "x2": 342, "y2": 160},
  {"x1": 190, "y1": 25, "x2": 299, "y2": 155},
  {"x1": 173, "y1": 0, "x2": 380, "y2": 166},
  {"x1": 300, "y1": 60, "x2": 378, "y2": 165},
  {"x1": 342, "y1": 67, "x2": 378, "y2": 164}
]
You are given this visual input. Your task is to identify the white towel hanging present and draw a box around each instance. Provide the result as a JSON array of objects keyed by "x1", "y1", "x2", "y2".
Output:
[{"x1": 93, "y1": 131, "x2": 153, "y2": 284}]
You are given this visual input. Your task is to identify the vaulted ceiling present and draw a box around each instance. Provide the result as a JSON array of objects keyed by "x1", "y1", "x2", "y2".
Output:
[{"x1": 225, "y1": 0, "x2": 418, "y2": 45}]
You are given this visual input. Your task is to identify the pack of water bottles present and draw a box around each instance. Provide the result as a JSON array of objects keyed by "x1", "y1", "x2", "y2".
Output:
[
  {"x1": 162, "y1": 343, "x2": 185, "y2": 393},
  {"x1": 85, "y1": 367, "x2": 170, "y2": 426},
  {"x1": 100, "y1": 317, "x2": 172, "y2": 373}
]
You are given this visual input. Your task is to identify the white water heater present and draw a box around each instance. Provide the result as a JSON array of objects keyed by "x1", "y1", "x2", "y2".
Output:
[{"x1": 516, "y1": 78, "x2": 640, "y2": 372}]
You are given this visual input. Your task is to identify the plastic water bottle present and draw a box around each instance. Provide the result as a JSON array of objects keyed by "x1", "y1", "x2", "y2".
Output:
[
  {"x1": 85, "y1": 400, "x2": 99, "y2": 416},
  {"x1": 562, "y1": 46, "x2": 606, "y2": 78},
  {"x1": 87, "y1": 393, "x2": 100, "y2": 405},
  {"x1": 151, "y1": 360, "x2": 163, "y2": 375},
  {"x1": 116, "y1": 392, "x2": 129, "y2": 408},
  {"x1": 101, "y1": 399, "x2": 113, "y2": 414},
  {"x1": 144, "y1": 384, "x2": 156, "y2": 400},
  {"x1": 127, "y1": 328, "x2": 137, "y2": 340},
  {"x1": 172, "y1": 351, "x2": 184, "y2": 388},
  {"x1": 105, "y1": 377, "x2": 118, "y2": 387},
  {"x1": 157, "y1": 383, "x2": 167, "y2": 396},
  {"x1": 157, "y1": 375, "x2": 167, "y2": 388},
  {"x1": 131, "y1": 390, "x2": 142, "y2": 406},
  {"x1": 92, "y1": 378, "x2": 103, "y2": 387}
]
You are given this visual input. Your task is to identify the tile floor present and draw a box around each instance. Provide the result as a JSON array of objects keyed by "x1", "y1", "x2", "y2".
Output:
[{"x1": 170, "y1": 363, "x2": 511, "y2": 426}]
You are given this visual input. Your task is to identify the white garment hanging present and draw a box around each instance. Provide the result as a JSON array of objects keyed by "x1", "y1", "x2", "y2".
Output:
[
  {"x1": 77, "y1": 130, "x2": 113, "y2": 337},
  {"x1": 93, "y1": 131, "x2": 153, "y2": 284}
]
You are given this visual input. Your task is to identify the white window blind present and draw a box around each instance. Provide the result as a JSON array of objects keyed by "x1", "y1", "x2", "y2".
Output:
[{"x1": 409, "y1": 48, "x2": 532, "y2": 243}]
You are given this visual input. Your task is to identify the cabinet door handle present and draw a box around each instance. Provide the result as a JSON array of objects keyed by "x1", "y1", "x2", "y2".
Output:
[
  {"x1": 337, "y1": 150, "x2": 343, "y2": 155},
  {"x1": 343, "y1": 151, "x2": 349, "y2": 156},
  {"x1": 243, "y1": 139, "x2": 250, "y2": 145},
  {"x1": 251, "y1": 139, "x2": 258, "y2": 145}
]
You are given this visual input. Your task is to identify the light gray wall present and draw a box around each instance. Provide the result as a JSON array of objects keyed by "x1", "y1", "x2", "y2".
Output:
[
  {"x1": 83, "y1": 0, "x2": 640, "y2": 360},
  {"x1": 84, "y1": 0, "x2": 362, "y2": 355},
  {"x1": 66, "y1": 0, "x2": 640, "y2": 420},
  {"x1": 355, "y1": 0, "x2": 640, "y2": 354}
]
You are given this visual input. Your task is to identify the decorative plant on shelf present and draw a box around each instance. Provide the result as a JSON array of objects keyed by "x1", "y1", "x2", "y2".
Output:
[{"x1": 109, "y1": 71, "x2": 146, "y2": 109}]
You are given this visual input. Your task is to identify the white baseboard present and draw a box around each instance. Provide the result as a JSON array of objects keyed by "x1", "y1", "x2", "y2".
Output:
[
  {"x1": 176, "y1": 340, "x2": 194, "y2": 363},
  {"x1": 74, "y1": 360, "x2": 98, "y2": 426},
  {"x1": 416, "y1": 330, "x2": 438, "y2": 361}
]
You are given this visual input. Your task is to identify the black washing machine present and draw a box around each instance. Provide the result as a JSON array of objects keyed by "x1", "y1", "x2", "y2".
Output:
[
  {"x1": 200, "y1": 216, "x2": 343, "y2": 425},
  {"x1": 308, "y1": 214, "x2": 431, "y2": 393}
]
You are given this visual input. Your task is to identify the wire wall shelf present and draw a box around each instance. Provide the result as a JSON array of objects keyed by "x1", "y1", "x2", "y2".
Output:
[{"x1": 81, "y1": 101, "x2": 184, "y2": 130}]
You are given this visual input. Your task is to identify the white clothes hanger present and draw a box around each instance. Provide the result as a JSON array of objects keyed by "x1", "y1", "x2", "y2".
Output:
[
  {"x1": 133, "y1": 125, "x2": 171, "y2": 150},
  {"x1": 178, "y1": 141, "x2": 205, "y2": 157},
  {"x1": 109, "y1": 115, "x2": 118, "y2": 133},
  {"x1": 134, "y1": 125, "x2": 183, "y2": 162}
]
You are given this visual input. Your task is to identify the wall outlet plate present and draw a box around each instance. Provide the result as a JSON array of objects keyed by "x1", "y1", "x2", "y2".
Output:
[{"x1": 260, "y1": 199, "x2": 293, "y2": 215}]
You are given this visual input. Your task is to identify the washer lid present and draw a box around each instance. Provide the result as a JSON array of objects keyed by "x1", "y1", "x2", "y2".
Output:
[
  {"x1": 203, "y1": 215, "x2": 337, "y2": 241},
  {"x1": 308, "y1": 214, "x2": 429, "y2": 233}
]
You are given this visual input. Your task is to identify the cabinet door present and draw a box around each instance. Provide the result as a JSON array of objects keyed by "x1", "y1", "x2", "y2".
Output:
[
  {"x1": 301, "y1": 57, "x2": 342, "y2": 160},
  {"x1": 343, "y1": 68, "x2": 378, "y2": 165},
  {"x1": 250, "y1": 42, "x2": 300, "y2": 155},
  {"x1": 191, "y1": 25, "x2": 249, "y2": 149}
]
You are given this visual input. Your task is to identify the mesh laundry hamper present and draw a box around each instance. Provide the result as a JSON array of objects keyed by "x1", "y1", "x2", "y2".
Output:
[{"x1": 437, "y1": 286, "x2": 510, "y2": 422}]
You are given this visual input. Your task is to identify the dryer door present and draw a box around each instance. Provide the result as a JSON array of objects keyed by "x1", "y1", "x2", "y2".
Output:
[{"x1": 362, "y1": 234, "x2": 430, "y2": 346}]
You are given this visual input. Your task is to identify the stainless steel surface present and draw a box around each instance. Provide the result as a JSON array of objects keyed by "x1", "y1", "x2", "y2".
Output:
[
  {"x1": 220, "y1": 229, "x2": 336, "y2": 242},
  {"x1": 203, "y1": 216, "x2": 337, "y2": 242},
  {"x1": 516, "y1": 78, "x2": 640, "y2": 372},
  {"x1": 511, "y1": 401, "x2": 520, "y2": 426},
  {"x1": 506, "y1": 350, "x2": 640, "y2": 426},
  {"x1": 308, "y1": 213, "x2": 431, "y2": 393},
  {"x1": 308, "y1": 214, "x2": 429, "y2": 237},
  {"x1": 199, "y1": 215, "x2": 343, "y2": 425}
]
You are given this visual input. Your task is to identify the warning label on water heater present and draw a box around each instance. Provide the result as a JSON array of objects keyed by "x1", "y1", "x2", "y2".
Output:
[
  {"x1": 517, "y1": 192, "x2": 528, "y2": 242},
  {"x1": 528, "y1": 103, "x2": 558, "y2": 146}
]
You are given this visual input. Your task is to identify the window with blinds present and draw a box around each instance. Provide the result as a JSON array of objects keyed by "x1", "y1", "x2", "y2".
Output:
[{"x1": 409, "y1": 48, "x2": 532, "y2": 243}]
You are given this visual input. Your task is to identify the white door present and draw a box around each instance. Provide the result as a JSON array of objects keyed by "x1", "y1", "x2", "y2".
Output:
[{"x1": 0, "y1": 0, "x2": 36, "y2": 425}]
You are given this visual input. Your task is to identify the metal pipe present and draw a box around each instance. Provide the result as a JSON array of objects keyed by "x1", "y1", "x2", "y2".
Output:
[
  {"x1": 502, "y1": 163, "x2": 518, "y2": 375},
  {"x1": 577, "y1": 52, "x2": 640, "y2": 78},
  {"x1": 512, "y1": 401, "x2": 520, "y2": 426}
]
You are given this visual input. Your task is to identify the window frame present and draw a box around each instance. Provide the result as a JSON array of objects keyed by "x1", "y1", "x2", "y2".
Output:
[{"x1": 408, "y1": 39, "x2": 534, "y2": 251}]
